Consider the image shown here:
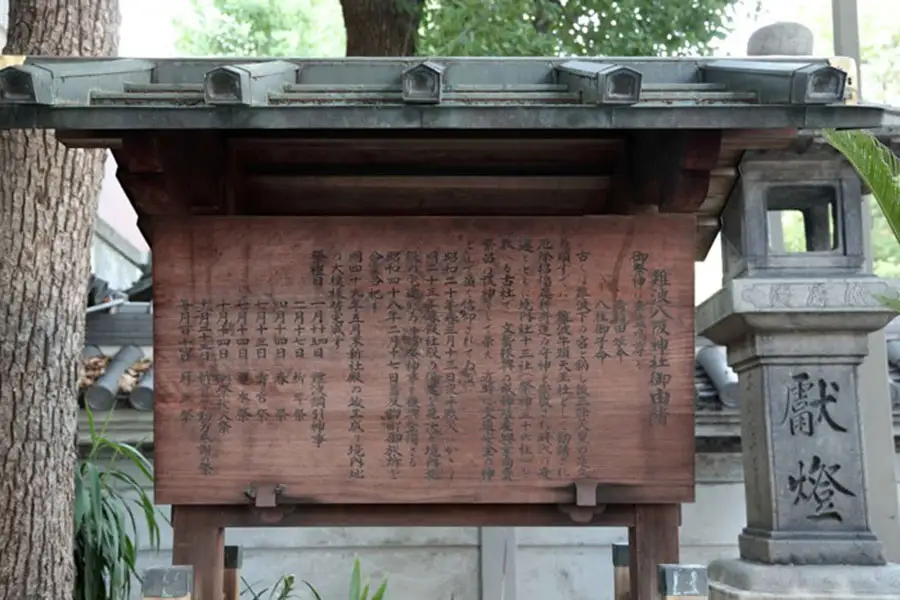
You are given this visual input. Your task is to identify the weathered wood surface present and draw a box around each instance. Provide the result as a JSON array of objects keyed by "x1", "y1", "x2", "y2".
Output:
[{"x1": 153, "y1": 216, "x2": 695, "y2": 505}]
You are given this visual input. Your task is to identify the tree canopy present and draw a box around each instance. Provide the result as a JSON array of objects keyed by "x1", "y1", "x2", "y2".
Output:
[
  {"x1": 175, "y1": 0, "x2": 345, "y2": 57},
  {"x1": 174, "y1": 0, "x2": 757, "y2": 58},
  {"x1": 418, "y1": 0, "x2": 760, "y2": 57}
]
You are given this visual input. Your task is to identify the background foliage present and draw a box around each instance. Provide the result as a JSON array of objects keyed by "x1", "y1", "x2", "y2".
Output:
[
  {"x1": 418, "y1": 0, "x2": 762, "y2": 56},
  {"x1": 174, "y1": 0, "x2": 758, "y2": 58},
  {"x1": 175, "y1": 0, "x2": 345, "y2": 57}
]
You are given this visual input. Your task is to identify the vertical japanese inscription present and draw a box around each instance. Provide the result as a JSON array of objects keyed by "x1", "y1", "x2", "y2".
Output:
[
  {"x1": 649, "y1": 267, "x2": 673, "y2": 425},
  {"x1": 330, "y1": 253, "x2": 346, "y2": 352},
  {"x1": 179, "y1": 299, "x2": 194, "y2": 362},
  {"x1": 383, "y1": 251, "x2": 404, "y2": 478},
  {"x1": 781, "y1": 373, "x2": 848, "y2": 437},
  {"x1": 631, "y1": 252, "x2": 649, "y2": 365},
  {"x1": 347, "y1": 251, "x2": 366, "y2": 479},
  {"x1": 573, "y1": 250, "x2": 591, "y2": 477},
  {"x1": 481, "y1": 238, "x2": 498, "y2": 481},
  {"x1": 517, "y1": 240, "x2": 535, "y2": 476},
  {"x1": 536, "y1": 239, "x2": 554, "y2": 480},
  {"x1": 781, "y1": 371, "x2": 854, "y2": 522},
  {"x1": 442, "y1": 251, "x2": 460, "y2": 473},
  {"x1": 197, "y1": 300, "x2": 213, "y2": 362},
  {"x1": 404, "y1": 251, "x2": 423, "y2": 469},
  {"x1": 310, "y1": 371, "x2": 327, "y2": 448},
  {"x1": 789, "y1": 455, "x2": 857, "y2": 522},
  {"x1": 498, "y1": 241, "x2": 517, "y2": 481},
  {"x1": 235, "y1": 298, "x2": 250, "y2": 361},
  {"x1": 165, "y1": 220, "x2": 689, "y2": 495},
  {"x1": 424, "y1": 251, "x2": 443, "y2": 480}
]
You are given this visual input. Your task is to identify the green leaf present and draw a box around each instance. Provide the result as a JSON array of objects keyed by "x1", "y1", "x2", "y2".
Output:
[
  {"x1": 303, "y1": 580, "x2": 324, "y2": 600},
  {"x1": 371, "y1": 578, "x2": 389, "y2": 600},
  {"x1": 349, "y1": 557, "x2": 362, "y2": 600},
  {"x1": 823, "y1": 129, "x2": 900, "y2": 247},
  {"x1": 75, "y1": 412, "x2": 164, "y2": 600}
]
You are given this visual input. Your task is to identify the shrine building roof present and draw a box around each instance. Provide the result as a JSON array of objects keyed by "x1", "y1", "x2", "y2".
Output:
[
  {"x1": 0, "y1": 55, "x2": 887, "y2": 131},
  {"x1": 0, "y1": 56, "x2": 893, "y2": 262}
]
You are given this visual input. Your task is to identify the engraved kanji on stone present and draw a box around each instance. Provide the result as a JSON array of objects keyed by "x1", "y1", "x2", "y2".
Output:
[
  {"x1": 780, "y1": 372, "x2": 848, "y2": 437},
  {"x1": 788, "y1": 455, "x2": 856, "y2": 522}
]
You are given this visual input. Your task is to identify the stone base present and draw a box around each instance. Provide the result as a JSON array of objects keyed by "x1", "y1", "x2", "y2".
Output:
[
  {"x1": 709, "y1": 558, "x2": 900, "y2": 600},
  {"x1": 739, "y1": 528, "x2": 886, "y2": 566}
]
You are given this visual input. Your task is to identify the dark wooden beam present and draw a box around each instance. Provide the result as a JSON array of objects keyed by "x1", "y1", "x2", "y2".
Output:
[
  {"x1": 241, "y1": 174, "x2": 611, "y2": 215},
  {"x1": 156, "y1": 132, "x2": 228, "y2": 213},
  {"x1": 608, "y1": 130, "x2": 722, "y2": 214},
  {"x1": 113, "y1": 132, "x2": 228, "y2": 215}
]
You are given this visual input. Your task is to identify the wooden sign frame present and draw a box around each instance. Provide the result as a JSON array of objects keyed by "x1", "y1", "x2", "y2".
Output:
[{"x1": 152, "y1": 215, "x2": 696, "y2": 506}]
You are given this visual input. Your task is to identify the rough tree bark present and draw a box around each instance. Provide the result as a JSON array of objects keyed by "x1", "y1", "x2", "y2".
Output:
[
  {"x1": 0, "y1": 1, "x2": 119, "y2": 598},
  {"x1": 339, "y1": 0, "x2": 426, "y2": 56}
]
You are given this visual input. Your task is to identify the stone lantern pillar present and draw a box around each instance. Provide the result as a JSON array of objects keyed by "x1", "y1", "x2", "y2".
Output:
[{"x1": 697, "y1": 24, "x2": 900, "y2": 598}]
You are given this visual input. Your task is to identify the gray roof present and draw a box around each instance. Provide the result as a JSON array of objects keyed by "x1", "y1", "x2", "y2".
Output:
[{"x1": 0, "y1": 56, "x2": 887, "y2": 131}]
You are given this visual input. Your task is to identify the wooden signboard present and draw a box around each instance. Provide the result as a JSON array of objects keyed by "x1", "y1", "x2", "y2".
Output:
[{"x1": 153, "y1": 216, "x2": 695, "y2": 506}]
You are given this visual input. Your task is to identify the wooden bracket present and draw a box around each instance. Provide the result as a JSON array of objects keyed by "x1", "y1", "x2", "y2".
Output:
[
  {"x1": 244, "y1": 483, "x2": 284, "y2": 508},
  {"x1": 557, "y1": 478, "x2": 608, "y2": 524},
  {"x1": 608, "y1": 130, "x2": 722, "y2": 214},
  {"x1": 113, "y1": 131, "x2": 229, "y2": 218}
]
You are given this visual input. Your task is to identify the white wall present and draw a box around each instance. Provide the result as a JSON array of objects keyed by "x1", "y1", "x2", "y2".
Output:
[{"x1": 103, "y1": 453, "x2": 765, "y2": 600}]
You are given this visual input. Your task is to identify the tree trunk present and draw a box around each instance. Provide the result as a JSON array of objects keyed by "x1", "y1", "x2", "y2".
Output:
[
  {"x1": 0, "y1": 1, "x2": 119, "y2": 598},
  {"x1": 340, "y1": 0, "x2": 425, "y2": 56}
]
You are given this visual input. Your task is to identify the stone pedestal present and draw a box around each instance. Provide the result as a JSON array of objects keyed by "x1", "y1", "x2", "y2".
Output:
[
  {"x1": 697, "y1": 139, "x2": 900, "y2": 599},
  {"x1": 698, "y1": 276, "x2": 894, "y2": 567},
  {"x1": 708, "y1": 559, "x2": 900, "y2": 600}
]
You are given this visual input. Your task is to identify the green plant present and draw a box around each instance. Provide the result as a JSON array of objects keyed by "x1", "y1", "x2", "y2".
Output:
[
  {"x1": 823, "y1": 128, "x2": 900, "y2": 310},
  {"x1": 298, "y1": 558, "x2": 387, "y2": 600},
  {"x1": 242, "y1": 574, "x2": 301, "y2": 599},
  {"x1": 74, "y1": 406, "x2": 166, "y2": 600}
]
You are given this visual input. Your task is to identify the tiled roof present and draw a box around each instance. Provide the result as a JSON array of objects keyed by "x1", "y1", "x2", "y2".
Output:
[{"x1": 0, "y1": 56, "x2": 880, "y2": 132}]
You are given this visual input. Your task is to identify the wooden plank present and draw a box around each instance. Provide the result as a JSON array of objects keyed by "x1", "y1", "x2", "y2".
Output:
[
  {"x1": 172, "y1": 506, "x2": 223, "y2": 600},
  {"x1": 167, "y1": 503, "x2": 639, "y2": 528},
  {"x1": 629, "y1": 504, "x2": 680, "y2": 600},
  {"x1": 229, "y1": 136, "x2": 624, "y2": 170},
  {"x1": 241, "y1": 175, "x2": 611, "y2": 215},
  {"x1": 152, "y1": 216, "x2": 696, "y2": 506}
]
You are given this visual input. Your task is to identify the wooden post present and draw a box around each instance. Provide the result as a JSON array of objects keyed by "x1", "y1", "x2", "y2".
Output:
[
  {"x1": 142, "y1": 565, "x2": 194, "y2": 600},
  {"x1": 657, "y1": 564, "x2": 707, "y2": 600},
  {"x1": 612, "y1": 542, "x2": 630, "y2": 600},
  {"x1": 171, "y1": 506, "x2": 225, "y2": 600},
  {"x1": 629, "y1": 504, "x2": 680, "y2": 600},
  {"x1": 223, "y1": 545, "x2": 243, "y2": 600}
]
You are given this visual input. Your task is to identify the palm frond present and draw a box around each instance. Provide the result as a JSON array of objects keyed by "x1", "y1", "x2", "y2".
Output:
[{"x1": 822, "y1": 129, "x2": 900, "y2": 245}]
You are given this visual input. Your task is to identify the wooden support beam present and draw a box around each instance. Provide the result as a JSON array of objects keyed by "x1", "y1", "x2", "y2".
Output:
[
  {"x1": 156, "y1": 132, "x2": 227, "y2": 213},
  {"x1": 114, "y1": 132, "x2": 227, "y2": 216},
  {"x1": 172, "y1": 506, "x2": 224, "y2": 600},
  {"x1": 223, "y1": 546, "x2": 242, "y2": 600},
  {"x1": 609, "y1": 130, "x2": 722, "y2": 214},
  {"x1": 629, "y1": 504, "x2": 680, "y2": 600},
  {"x1": 241, "y1": 175, "x2": 612, "y2": 215},
  {"x1": 612, "y1": 542, "x2": 631, "y2": 600}
]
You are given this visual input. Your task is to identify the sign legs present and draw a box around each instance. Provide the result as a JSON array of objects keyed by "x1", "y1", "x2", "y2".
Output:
[
  {"x1": 172, "y1": 505, "x2": 225, "y2": 600},
  {"x1": 630, "y1": 504, "x2": 681, "y2": 600}
]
